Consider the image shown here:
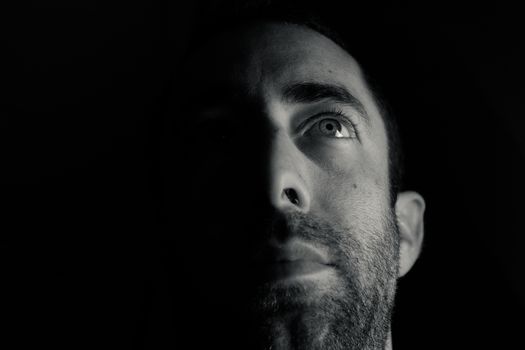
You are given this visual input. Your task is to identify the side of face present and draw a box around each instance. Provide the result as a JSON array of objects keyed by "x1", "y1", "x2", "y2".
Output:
[{"x1": 170, "y1": 22, "x2": 425, "y2": 350}]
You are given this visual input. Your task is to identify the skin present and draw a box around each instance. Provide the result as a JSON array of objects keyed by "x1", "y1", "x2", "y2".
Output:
[{"x1": 170, "y1": 22, "x2": 425, "y2": 350}]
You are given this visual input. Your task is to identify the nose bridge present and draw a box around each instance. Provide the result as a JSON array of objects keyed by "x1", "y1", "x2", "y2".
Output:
[{"x1": 267, "y1": 131, "x2": 310, "y2": 212}]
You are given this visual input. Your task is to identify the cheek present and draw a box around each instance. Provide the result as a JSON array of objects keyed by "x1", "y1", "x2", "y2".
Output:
[{"x1": 310, "y1": 150, "x2": 390, "y2": 223}]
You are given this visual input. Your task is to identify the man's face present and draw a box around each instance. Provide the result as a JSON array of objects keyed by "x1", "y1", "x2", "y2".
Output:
[{"x1": 172, "y1": 23, "x2": 404, "y2": 350}]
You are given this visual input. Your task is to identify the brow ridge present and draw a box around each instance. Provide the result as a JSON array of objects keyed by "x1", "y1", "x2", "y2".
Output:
[{"x1": 281, "y1": 81, "x2": 369, "y2": 121}]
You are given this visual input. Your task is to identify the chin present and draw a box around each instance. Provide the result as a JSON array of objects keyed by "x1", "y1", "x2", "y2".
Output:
[{"x1": 250, "y1": 268, "x2": 344, "y2": 317}]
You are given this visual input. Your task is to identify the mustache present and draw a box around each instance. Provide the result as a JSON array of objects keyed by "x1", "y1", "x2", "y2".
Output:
[
  {"x1": 265, "y1": 211, "x2": 342, "y2": 244},
  {"x1": 257, "y1": 211, "x2": 350, "y2": 266}
]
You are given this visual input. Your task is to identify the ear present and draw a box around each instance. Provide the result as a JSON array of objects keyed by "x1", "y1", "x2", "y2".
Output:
[{"x1": 395, "y1": 191, "x2": 425, "y2": 277}]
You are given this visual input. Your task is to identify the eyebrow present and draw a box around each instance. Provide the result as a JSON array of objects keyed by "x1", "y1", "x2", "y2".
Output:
[{"x1": 281, "y1": 81, "x2": 369, "y2": 121}]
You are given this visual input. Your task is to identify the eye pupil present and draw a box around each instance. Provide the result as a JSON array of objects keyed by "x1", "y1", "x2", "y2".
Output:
[
  {"x1": 319, "y1": 119, "x2": 340, "y2": 135},
  {"x1": 304, "y1": 116, "x2": 353, "y2": 139}
]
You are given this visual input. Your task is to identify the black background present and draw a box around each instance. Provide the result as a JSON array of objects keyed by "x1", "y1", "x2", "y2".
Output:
[{"x1": 1, "y1": 1, "x2": 524, "y2": 349}]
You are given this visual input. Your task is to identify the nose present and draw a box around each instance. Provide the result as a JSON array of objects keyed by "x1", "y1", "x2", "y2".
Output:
[{"x1": 267, "y1": 133, "x2": 311, "y2": 213}]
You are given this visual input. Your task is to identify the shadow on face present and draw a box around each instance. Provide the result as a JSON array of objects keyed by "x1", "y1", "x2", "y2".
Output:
[
  {"x1": 161, "y1": 22, "x2": 421, "y2": 350},
  {"x1": 166, "y1": 20, "x2": 393, "y2": 299}
]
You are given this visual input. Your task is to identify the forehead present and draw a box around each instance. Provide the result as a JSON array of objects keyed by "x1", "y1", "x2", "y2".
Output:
[{"x1": 187, "y1": 22, "x2": 370, "y2": 103}]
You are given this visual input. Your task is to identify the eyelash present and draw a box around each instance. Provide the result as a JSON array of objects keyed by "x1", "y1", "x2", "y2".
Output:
[{"x1": 299, "y1": 107, "x2": 359, "y2": 140}]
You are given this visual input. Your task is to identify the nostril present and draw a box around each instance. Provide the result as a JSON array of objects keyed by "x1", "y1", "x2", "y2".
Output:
[{"x1": 283, "y1": 188, "x2": 300, "y2": 206}]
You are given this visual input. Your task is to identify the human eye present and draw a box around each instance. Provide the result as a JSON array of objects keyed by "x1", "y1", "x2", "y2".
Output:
[
  {"x1": 301, "y1": 109, "x2": 357, "y2": 140},
  {"x1": 199, "y1": 119, "x2": 237, "y2": 146},
  {"x1": 191, "y1": 108, "x2": 238, "y2": 144}
]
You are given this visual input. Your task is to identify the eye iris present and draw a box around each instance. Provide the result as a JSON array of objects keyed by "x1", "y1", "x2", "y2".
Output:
[{"x1": 319, "y1": 119, "x2": 340, "y2": 135}]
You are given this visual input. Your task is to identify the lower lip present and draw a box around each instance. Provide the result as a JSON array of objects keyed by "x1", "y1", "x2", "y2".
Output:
[{"x1": 263, "y1": 261, "x2": 332, "y2": 281}]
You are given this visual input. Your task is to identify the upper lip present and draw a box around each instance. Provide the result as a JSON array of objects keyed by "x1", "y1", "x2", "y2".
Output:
[{"x1": 254, "y1": 239, "x2": 331, "y2": 265}]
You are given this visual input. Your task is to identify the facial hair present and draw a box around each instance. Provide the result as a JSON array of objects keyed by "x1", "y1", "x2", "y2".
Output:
[{"x1": 246, "y1": 209, "x2": 400, "y2": 350}]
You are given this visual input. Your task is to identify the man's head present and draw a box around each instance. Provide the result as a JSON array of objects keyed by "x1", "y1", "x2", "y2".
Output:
[{"x1": 166, "y1": 6, "x2": 425, "y2": 350}]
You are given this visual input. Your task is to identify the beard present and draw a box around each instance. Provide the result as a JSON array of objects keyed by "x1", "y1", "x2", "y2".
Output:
[{"x1": 245, "y1": 209, "x2": 401, "y2": 350}]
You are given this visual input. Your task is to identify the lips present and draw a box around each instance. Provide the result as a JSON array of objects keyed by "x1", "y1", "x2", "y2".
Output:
[
  {"x1": 253, "y1": 239, "x2": 333, "y2": 281},
  {"x1": 262, "y1": 239, "x2": 330, "y2": 264}
]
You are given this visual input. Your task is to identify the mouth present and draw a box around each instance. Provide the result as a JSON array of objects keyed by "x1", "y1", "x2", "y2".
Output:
[
  {"x1": 254, "y1": 239, "x2": 334, "y2": 281},
  {"x1": 264, "y1": 260, "x2": 332, "y2": 280}
]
